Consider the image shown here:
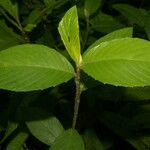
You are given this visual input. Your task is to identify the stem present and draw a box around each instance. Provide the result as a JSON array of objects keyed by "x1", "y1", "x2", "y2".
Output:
[
  {"x1": 72, "y1": 66, "x2": 81, "y2": 129},
  {"x1": 15, "y1": 15, "x2": 30, "y2": 43}
]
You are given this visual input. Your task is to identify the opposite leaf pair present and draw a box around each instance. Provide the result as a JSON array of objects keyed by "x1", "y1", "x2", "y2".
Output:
[{"x1": 0, "y1": 6, "x2": 150, "y2": 92}]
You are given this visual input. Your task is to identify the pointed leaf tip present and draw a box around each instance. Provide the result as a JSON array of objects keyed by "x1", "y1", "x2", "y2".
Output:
[{"x1": 58, "y1": 6, "x2": 82, "y2": 65}]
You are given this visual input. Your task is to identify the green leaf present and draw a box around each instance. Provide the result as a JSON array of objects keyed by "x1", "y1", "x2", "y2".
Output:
[
  {"x1": 26, "y1": 8, "x2": 43, "y2": 24},
  {"x1": 44, "y1": 0, "x2": 68, "y2": 9},
  {"x1": 143, "y1": 14, "x2": 150, "y2": 40},
  {"x1": 130, "y1": 112, "x2": 150, "y2": 129},
  {"x1": 113, "y1": 4, "x2": 150, "y2": 40},
  {"x1": 83, "y1": 38, "x2": 150, "y2": 87},
  {"x1": 58, "y1": 6, "x2": 82, "y2": 65},
  {"x1": 51, "y1": 129, "x2": 85, "y2": 150},
  {"x1": 6, "y1": 132, "x2": 28, "y2": 150},
  {"x1": 87, "y1": 27, "x2": 133, "y2": 50},
  {"x1": 24, "y1": 8, "x2": 43, "y2": 32},
  {"x1": 0, "y1": 122, "x2": 18, "y2": 144},
  {"x1": 84, "y1": 0, "x2": 102, "y2": 17},
  {"x1": 54, "y1": 0, "x2": 69, "y2": 9},
  {"x1": 0, "y1": 44, "x2": 74, "y2": 91},
  {"x1": 0, "y1": 0, "x2": 18, "y2": 20},
  {"x1": 90, "y1": 12, "x2": 125, "y2": 33},
  {"x1": 125, "y1": 86, "x2": 150, "y2": 100},
  {"x1": 128, "y1": 136, "x2": 150, "y2": 150},
  {"x1": 99, "y1": 111, "x2": 150, "y2": 150},
  {"x1": 113, "y1": 4, "x2": 145, "y2": 27},
  {"x1": 0, "y1": 20, "x2": 22, "y2": 50},
  {"x1": 44, "y1": 0, "x2": 56, "y2": 8},
  {"x1": 83, "y1": 130, "x2": 105, "y2": 150},
  {"x1": 27, "y1": 116, "x2": 64, "y2": 145}
]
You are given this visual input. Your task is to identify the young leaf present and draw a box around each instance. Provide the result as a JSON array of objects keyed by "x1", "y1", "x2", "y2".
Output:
[
  {"x1": 58, "y1": 6, "x2": 82, "y2": 65},
  {"x1": 82, "y1": 38, "x2": 150, "y2": 87},
  {"x1": 0, "y1": 44, "x2": 74, "y2": 91},
  {"x1": 51, "y1": 129, "x2": 85, "y2": 150},
  {"x1": 6, "y1": 132, "x2": 28, "y2": 150},
  {"x1": 27, "y1": 116, "x2": 64, "y2": 145},
  {"x1": 84, "y1": 0, "x2": 102, "y2": 17},
  {"x1": 87, "y1": 27, "x2": 133, "y2": 50},
  {"x1": 0, "y1": 0, "x2": 18, "y2": 20}
]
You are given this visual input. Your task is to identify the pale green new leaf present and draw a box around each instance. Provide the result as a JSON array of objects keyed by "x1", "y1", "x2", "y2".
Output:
[
  {"x1": 83, "y1": 38, "x2": 150, "y2": 87},
  {"x1": 84, "y1": 0, "x2": 102, "y2": 17},
  {"x1": 0, "y1": 0, "x2": 18, "y2": 20},
  {"x1": 0, "y1": 44, "x2": 74, "y2": 91},
  {"x1": 27, "y1": 117, "x2": 64, "y2": 145},
  {"x1": 87, "y1": 27, "x2": 133, "y2": 51},
  {"x1": 58, "y1": 6, "x2": 81, "y2": 65},
  {"x1": 51, "y1": 129, "x2": 85, "y2": 150},
  {"x1": 6, "y1": 132, "x2": 28, "y2": 150}
]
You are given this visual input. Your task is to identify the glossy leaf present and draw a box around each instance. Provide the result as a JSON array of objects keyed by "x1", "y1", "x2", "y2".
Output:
[
  {"x1": 87, "y1": 27, "x2": 133, "y2": 51},
  {"x1": 0, "y1": 44, "x2": 74, "y2": 91},
  {"x1": 84, "y1": 0, "x2": 102, "y2": 17},
  {"x1": 6, "y1": 132, "x2": 28, "y2": 150},
  {"x1": 83, "y1": 38, "x2": 150, "y2": 87},
  {"x1": 58, "y1": 6, "x2": 82, "y2": 65},
  {"x1": 51, "y1": 129, "x2": 85, "y2": 150},
  {"x1": 0, "y1": 0, "x2": 18, "y2": 20},
  {"x1": 27, "y1": 116, "x2": 64, "y2": 145}
]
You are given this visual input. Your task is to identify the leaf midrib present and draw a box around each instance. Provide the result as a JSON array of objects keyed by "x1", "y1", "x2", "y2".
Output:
[{"x1": 0, "y1": 64, "x2": 73, "y2": 74}]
